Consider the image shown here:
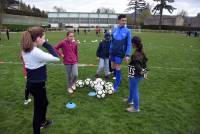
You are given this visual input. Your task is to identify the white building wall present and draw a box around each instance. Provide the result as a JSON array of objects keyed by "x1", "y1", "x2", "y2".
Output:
[{"x1": 48, "y1": 12, "x2": 118, "y2": 28}]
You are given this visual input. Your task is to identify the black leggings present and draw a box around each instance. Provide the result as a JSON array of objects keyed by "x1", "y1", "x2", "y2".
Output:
[
  {"x1": 25, "y1": 81, "x2": 30, "y2": 100},
  {"x1": 27, "y1": 82, "x2": 48, "y2": 134}
]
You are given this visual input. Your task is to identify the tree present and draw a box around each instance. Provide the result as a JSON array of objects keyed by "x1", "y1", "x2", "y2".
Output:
[
  {"x1": 20, "y1": 2, "x2": 32, "y2": 12},
  {"x1": 136, "y1": 7, "x2": 151, "y2": 25},
  {"x1": 177, "y1": 10, "x2": 188, "y2": 26},
  {"x1": 178, "y1": 10, "x2": 188, "y2": 17},
  {"x1": 125, "y1": 0, "x2": 147, "y2": 24},
  {"x1": 53, "y1": 6, "x2": 66, "y2": 28},
  {"x1": 152, "y1": 0, "x2": 176, "y2": 29},
  {"x1": 197, "y1": 13, "x2": 200, "y2": 17},
  {"x1": 53, "y1": 6, "x2": 66, "y2": 12},
  {"x1": 0, "y1": 0, "x2": 8, "y2": 29},
  {"x1": 96, "y1": 7, "x2": 115, "y2": 13}
]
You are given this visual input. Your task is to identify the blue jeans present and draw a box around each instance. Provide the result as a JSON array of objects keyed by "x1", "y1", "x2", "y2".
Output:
[{"x1": 128, "y1": 77, "x2": 143, "y2": 110}]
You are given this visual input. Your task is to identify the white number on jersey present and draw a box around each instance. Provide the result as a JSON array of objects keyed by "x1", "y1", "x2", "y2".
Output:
[{"x1": 128, "y1": 65, "x2": 135, "y2": 77}]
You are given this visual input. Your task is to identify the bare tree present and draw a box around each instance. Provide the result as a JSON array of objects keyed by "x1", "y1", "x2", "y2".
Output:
[
  {"x1": 125, "y1": 0, "x2": 147, "y2": 24},
  {"x1": 96, "y1": 7, "x2": 115, "y2": 14},
  {"x1": 178, "y1": 10, "x2": 188, "y2": 17},
  {"x1": 53, "y1": 6, "x2": 66, "y2": 12},
  {"x1": 137, "y1": 5, "x2": 151, "y2": 25}
]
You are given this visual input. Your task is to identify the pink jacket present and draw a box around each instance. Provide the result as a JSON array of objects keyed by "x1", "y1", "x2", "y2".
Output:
[{"x1": 54, "y1": 39, "x2": 78, "y2": 64}]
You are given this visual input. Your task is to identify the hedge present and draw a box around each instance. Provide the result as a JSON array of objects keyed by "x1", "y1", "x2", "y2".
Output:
[
  {"x1": 141, "y1": 25, "x2": 200, "y2": 31},
  {"x1": 2, "y1": 24, "x2": 34, "y2": 31}
]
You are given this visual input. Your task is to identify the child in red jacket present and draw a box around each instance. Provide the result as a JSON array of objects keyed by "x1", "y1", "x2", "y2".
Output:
[{"x1": 54, "y1": 31, "x2": 78, "y2": 94}]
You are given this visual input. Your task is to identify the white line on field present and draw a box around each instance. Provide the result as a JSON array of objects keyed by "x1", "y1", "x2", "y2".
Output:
[
  {"x1": 0, "y1": 42, "x2": 97, "y2": 47},
  {"x1": 0, "y1": 61, "x2": 199, "y2": 71}
]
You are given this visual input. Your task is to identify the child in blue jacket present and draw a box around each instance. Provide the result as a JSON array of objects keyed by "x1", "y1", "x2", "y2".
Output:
[{"x1": 95, "y1": 32, "x2": 111, "y2": 80}]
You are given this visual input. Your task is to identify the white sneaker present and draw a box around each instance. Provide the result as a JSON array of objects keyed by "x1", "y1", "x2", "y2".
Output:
[
  {"x1": 113, "y1": 77, "x2": 116, "y2": 80},
  {"x1": 67, "y1": 88, "x2": 73, "y2": 94},
  {"x1": 126, "y1": 107, "x2": 140, "y2": 113},
  {"x1": 123, "y1": 98, "x2": 134, "y2": 105},
  {"x1": 71, "y1": 84, "x2": 76, "y2": 91},
  {"x1": 24, "y1": 99, "x2": 31, "y2": 105}
]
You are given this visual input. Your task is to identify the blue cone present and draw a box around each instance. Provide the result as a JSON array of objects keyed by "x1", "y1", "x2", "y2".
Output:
[
  {"x1": 66, "y1": 102, "x2": 76, "y2": 109},
  {"x1": 88, "y1": 91, "x2": 96, "y2": 96}
]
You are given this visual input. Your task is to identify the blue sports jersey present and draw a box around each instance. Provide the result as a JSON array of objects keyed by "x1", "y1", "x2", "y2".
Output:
[{"x1": 109, "y1": 26, "x2": 132, "y2": 57}]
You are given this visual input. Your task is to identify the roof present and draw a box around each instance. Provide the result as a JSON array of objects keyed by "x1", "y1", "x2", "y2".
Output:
[{"x1": 146, "y1": 15, "x2": 182, "y2": 19}]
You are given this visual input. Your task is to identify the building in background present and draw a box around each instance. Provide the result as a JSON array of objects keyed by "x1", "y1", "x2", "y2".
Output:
[
  {"x1": 48, "y1": 12, "x2": 118, "y2": 28},
  {"x1": 144, "y1": 15, "x2": 184, "y2": 26},
  {"x1": 185, "y1": 14, "x2": 200, "y2": 28}
]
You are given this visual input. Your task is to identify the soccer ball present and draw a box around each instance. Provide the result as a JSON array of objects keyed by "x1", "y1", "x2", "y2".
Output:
[
  {"x1": 107, "y1": 86, "x2": 114, "y2": 95},
  {"x1": 76, "y1": 80, "x2": 85, "y2": 88},
  {"x1": 90, "y1": 80, "x2": 98, "y2": 88},
  {"x1": 94, "y1": 84, "x2": 104, "y2": 91},
  {"x1": 105, "y1": 82, "x2": 114, "y2": 94},
  {"x1": 84, "y1": 78, "x2": 91, "y2": 86},
  {"x1": 96, "y1": 90, "x2": 106, "y2": 99},
  {"x1": 105, "y1": 82, "x2": 113, "y2": 90},
  {"x1": 95, "y1": 78, "x2": 103, "y2": 82},
  {"x1": 104, "y1": 89, "x2": 108, "y2": 94},
  {"x1": 99, "y1": 80, "x2": 106, "y2": 86}
]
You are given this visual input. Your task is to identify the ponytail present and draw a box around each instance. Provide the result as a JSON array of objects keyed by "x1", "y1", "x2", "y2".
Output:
[
  {"x1": 21, "y1": 31, "x2": 34, "y2": 52},
  {"x1": 137, "y1": 43, "x2": 143, "y2": 53},
  {"x1": 132, "y1": 36, "x2": 143, "y2": 53},
  {"x1": 21, "y1": 26, "x2": 44, "y2": 52}
]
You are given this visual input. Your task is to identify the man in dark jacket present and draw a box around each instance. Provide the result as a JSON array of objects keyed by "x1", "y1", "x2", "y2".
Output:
[
  {"x1": 6, "y1": 29, "x2": 10, "y2": 40},
  {"x1": 95, "y1": 32, "x2": 111, "y2": 80}
]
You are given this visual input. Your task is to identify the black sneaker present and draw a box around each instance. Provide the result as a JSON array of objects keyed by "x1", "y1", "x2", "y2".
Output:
[
  {"x1": 105, "y1": 75, "x2": 110, "y2": 80},
  {"x1": 40, "y1": 120, "x2": 53, "y2": 129},
  {"x1": 95, "y1": 74, "x2": 99, "y2": 78}
]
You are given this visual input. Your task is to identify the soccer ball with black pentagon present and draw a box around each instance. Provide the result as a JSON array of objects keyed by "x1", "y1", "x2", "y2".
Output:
[
  {"x1": 96, "y1": 90, "x2": 106, "y2": 99},
  {"x1": 105, "y1": 82, "x2": 113, "y2": 90},
  {"x1": 76, "y1": 80, "x2": 85, "y2": 88},
  {"x1": 107, "y1": 86, "x2": 114, "y2": 95},
  {"x1": 90, "y1": 80, "x2": 98, "y2": 88},
  {"x1": 84, "y1": 78, "x2": 91, "y2": 86},
  {"x1": 94, "y1": 84, "x2": 104, "y2": 91}
]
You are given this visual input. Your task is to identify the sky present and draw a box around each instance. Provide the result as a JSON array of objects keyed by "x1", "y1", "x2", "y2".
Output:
[{"x1": 22, "y1": 0, "x2": 200, "y2": 17}]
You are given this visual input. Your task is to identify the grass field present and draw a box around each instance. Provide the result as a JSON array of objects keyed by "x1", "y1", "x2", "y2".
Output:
[{"x1": 0, "y1": 31, "x2": 200, "y2": 134}]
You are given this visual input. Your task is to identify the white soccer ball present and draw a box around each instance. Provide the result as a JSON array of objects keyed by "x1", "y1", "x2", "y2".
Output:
[
  {"x1": 76, "y1": 80, "x2": 85, "y2": 88},
  {"x1": 105, "y1": 82, "x2": 113, "y2": 86},
  {"x1": 94, "y1": 84, "x2": 104, "y2": 91},
  {"x1": 96, "y1": 90, "x2": 106, "y2": 99},
  {"x1": 107, "y1": 87, "x2": 114, "y2": 95},
  {"x1": 105, "y1": 82, "x2": 113, "y2": 90},
  {"x1": 104, "y1": 89, "x2": 108, "y2": 94},
  {"x1": 90, "y1": 80, "x2": 98, "y2": 88},
  {"x1": 99, "y1": 80, "x2": 106, "y2": 86},
  {"x1": 95, "y1": 78, "x2": 103, "y2": 82},
  {"x1": 84, "y1": 78, "x2": 91, "y2": 86}
]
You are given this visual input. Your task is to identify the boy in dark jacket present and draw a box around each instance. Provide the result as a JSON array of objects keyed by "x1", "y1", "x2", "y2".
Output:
[{"x1": 95, "y1": 32, "x2": 111, "y2": 80}]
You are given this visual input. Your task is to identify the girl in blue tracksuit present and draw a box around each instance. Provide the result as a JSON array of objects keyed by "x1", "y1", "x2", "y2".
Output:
[
  {"x1": 21, "y1": 27, "x2": 59, "y2": 134},
  {"x1": 126, "y1": 36, "x2": 148, "y2": 112},
  {"x1": 96, "y1": 32, "x2": 111, "y2": 80}
]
